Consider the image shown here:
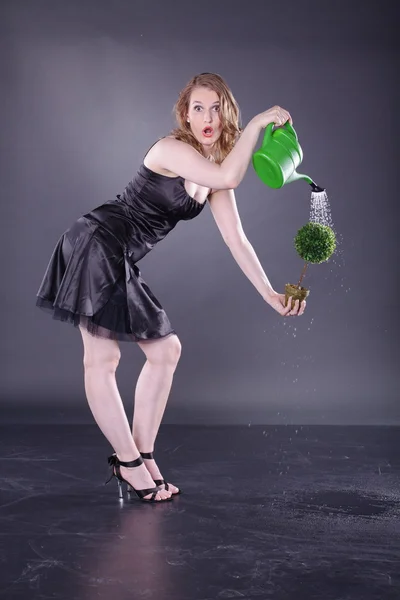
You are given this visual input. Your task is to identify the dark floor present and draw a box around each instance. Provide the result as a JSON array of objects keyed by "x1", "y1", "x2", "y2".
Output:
[{"x1": 0, "y1": 424, "x2": 399, "y2": 600}]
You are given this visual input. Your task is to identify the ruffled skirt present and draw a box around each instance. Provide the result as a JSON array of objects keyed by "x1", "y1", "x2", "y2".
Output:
[{"x1": 36, "y1": 216, "x2": 175, "y2": 343}]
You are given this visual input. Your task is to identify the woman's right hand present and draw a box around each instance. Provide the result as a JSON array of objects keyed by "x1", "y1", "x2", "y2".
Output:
[{"x1": 253, "y1": 106, "x2": 293, "y2": 129}]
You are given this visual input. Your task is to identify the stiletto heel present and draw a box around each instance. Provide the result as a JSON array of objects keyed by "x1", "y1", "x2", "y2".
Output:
[
  {"x1": 139, "y1": 451, "x2": 182, "y2": 496},
  {"x1": 105, "y1": 453, "x2": 172, "y2": 503},
  {"x1": 117, "y1": 479, "x2": 123, "y2": 499}
]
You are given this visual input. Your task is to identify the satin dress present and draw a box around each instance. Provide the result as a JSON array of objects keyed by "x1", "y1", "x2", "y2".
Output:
[{"x1": 36, "y1": 160, "x2": 207, "y2": 342}]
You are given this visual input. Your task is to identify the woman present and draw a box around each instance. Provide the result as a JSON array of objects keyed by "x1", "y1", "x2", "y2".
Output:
[{"x1": 36, "y1": 73, "x2": 306, "y2": 504}]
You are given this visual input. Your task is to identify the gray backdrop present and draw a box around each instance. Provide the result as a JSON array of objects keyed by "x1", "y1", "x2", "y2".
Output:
[{"x1": 1, "y1": 0, "x2": 398, "y2": 424}]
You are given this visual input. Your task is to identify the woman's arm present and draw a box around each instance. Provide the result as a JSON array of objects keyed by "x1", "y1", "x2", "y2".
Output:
[
  {"x1": 229, "y1": 237, "x2": 305, "y2": 316},
  {"x1": 152, "y1": 118, "x2": 261, "y2": 190},
  {"x1": 152, "y1": 106, "x2": 291, "y2": 190},
  {"x1": 209, "y1": 186, "x2": 306, "y2": 317},
  {"x1": 208, "y1": 188, "x2": 276, "y2": 301}
]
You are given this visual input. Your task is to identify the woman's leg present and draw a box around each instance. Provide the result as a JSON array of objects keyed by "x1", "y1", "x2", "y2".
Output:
[
  {"x1": 79, "y1": 326, "x2": 172, "y2": 500},
  {"x1": 132, "y1": 334, "x2": 182, "y2": 491}
]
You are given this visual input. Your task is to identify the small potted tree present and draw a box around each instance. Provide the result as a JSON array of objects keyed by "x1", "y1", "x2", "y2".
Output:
[{"x1": 285, "y1": 222, "x2": 337, "y2": 310}]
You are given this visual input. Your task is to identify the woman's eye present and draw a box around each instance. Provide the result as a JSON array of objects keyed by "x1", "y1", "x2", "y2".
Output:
[{"x1": 194, "y1": 106, "x2": 202, "y2": 111}]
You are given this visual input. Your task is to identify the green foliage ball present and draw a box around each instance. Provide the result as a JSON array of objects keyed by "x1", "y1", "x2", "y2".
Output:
[{"x1": 294, "y1": 222, "x2": 336, "y2": 263}]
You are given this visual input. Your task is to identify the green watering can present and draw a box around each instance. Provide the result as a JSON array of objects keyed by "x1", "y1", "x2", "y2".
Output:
[{"x1": 252, "y1": 122, "x2": 324, "y2": 193}]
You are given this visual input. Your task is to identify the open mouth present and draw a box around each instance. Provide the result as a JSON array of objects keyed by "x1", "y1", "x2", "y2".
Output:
[{"x1": 202, "y1": 127, "x2": 214, "y2": 137}]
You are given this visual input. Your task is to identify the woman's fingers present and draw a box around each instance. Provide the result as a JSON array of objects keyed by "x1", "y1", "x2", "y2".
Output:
[
  {"x1": 291, "y1": 298, "x2": 300, "y2": 315},
  {"x1": 284, "y1": 296, "x2": 295, "y2": 315},
  {"x1": 284, "y1": 298, "x2": 306, "y2": 317},
  {"x1": 275, "y1": 108, "x2": 292, "y2": 127}
]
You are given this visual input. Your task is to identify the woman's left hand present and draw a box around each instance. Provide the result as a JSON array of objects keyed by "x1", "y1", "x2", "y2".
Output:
[{"x1": 266, "y1": 291, "x2": 306, "y2": 317}]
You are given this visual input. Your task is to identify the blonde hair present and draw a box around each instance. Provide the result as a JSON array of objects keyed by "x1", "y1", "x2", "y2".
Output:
[{"x1": 169, "y1": 73, "x2": 242, "y2": 164}]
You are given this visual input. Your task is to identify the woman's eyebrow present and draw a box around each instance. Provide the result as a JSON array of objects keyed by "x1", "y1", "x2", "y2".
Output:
[{"x1": 192, "y1": 100, "x2": 220, "y2": 105}]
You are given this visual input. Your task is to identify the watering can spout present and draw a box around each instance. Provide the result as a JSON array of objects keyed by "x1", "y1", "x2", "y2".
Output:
[
  {"x1": 309, "y1": 181, "x2": 325, "y2": 193},
  {"x1": 286, "y1": 171, "x2": 312, "y2": 185},
  {"x1": 287, "y1": 171, "x2": 325, "y2": 192}
]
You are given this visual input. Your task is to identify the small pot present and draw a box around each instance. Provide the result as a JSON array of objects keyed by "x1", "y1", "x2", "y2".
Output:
[{"x1": 285, "y1": 283, "x2": 310, "y2": 310}]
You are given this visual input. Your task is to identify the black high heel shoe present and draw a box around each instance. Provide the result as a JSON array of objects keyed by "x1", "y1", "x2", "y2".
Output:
[
  {"x1": 138, "y1": 451, "x2": 182, "y2": 496},
  {"x1": 105, "y1": 453, "x2": 172, "y2": 502}
]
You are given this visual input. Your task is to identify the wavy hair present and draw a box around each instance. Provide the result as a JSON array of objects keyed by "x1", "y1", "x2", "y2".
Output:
[{"x1": 169, "y1": 73, "x2": 242, "y2": 164}]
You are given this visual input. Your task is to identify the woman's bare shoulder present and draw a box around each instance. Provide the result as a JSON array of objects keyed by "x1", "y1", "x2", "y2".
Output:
[
  {"x1": 143, "y1": 136, "x2": 183, "y2": 177},
  {"x1": 145, "y1": 136, "x2": 229, "y2": 189}
]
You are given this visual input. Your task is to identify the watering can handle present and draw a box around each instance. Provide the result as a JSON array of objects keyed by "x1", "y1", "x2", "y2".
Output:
[
  {"x1": 284, "y1": 121, "x2": 298, "y2": 139},
  {"x1": 261, "y1": 121, "x2": 298, "y2": 147},
  {"x1": 261, "y1": 123, "x2": 274, "y2": 147}
]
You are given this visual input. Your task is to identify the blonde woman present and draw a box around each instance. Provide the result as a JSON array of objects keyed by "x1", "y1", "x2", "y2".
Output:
[{"x1": 36, "y1": 73, "x2": 307, "y2": 504}]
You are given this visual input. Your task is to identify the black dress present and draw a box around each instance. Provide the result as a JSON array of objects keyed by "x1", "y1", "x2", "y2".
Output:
[{"x1": 36, "y1": 156, "x2": 207, "y2": 343}]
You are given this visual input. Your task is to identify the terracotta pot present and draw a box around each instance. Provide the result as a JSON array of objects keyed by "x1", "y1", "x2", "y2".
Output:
[{"x1": 285, "y1": 283, "x2": 310, "y2": 311}]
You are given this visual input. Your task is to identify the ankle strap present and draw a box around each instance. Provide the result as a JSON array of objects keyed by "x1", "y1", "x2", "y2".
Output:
[
  {"x1": 107, "y1": 453, "x2": 143, "y2": 468},
  {"x1": 140, "y1": 451, "x2": 154, "y2": 460}
]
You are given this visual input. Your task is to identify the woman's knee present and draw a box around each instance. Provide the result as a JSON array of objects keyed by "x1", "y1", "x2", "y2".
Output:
[
  {"x1": 139, "y1": 334, "x2": 182, "y2": 367},
  {"x1": 79, "y1": 327, "x2": 121, "y2": 371}
]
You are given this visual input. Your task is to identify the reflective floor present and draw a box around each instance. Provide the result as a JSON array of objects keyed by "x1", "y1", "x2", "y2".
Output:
[{"x1": 0, "y1": 424, "x2": 399, "y2": 599}]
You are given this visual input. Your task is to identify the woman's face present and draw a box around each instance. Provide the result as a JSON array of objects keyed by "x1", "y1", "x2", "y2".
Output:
[{"x1": 186, "y1": 87, "x2": 222, "y2": 153}]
